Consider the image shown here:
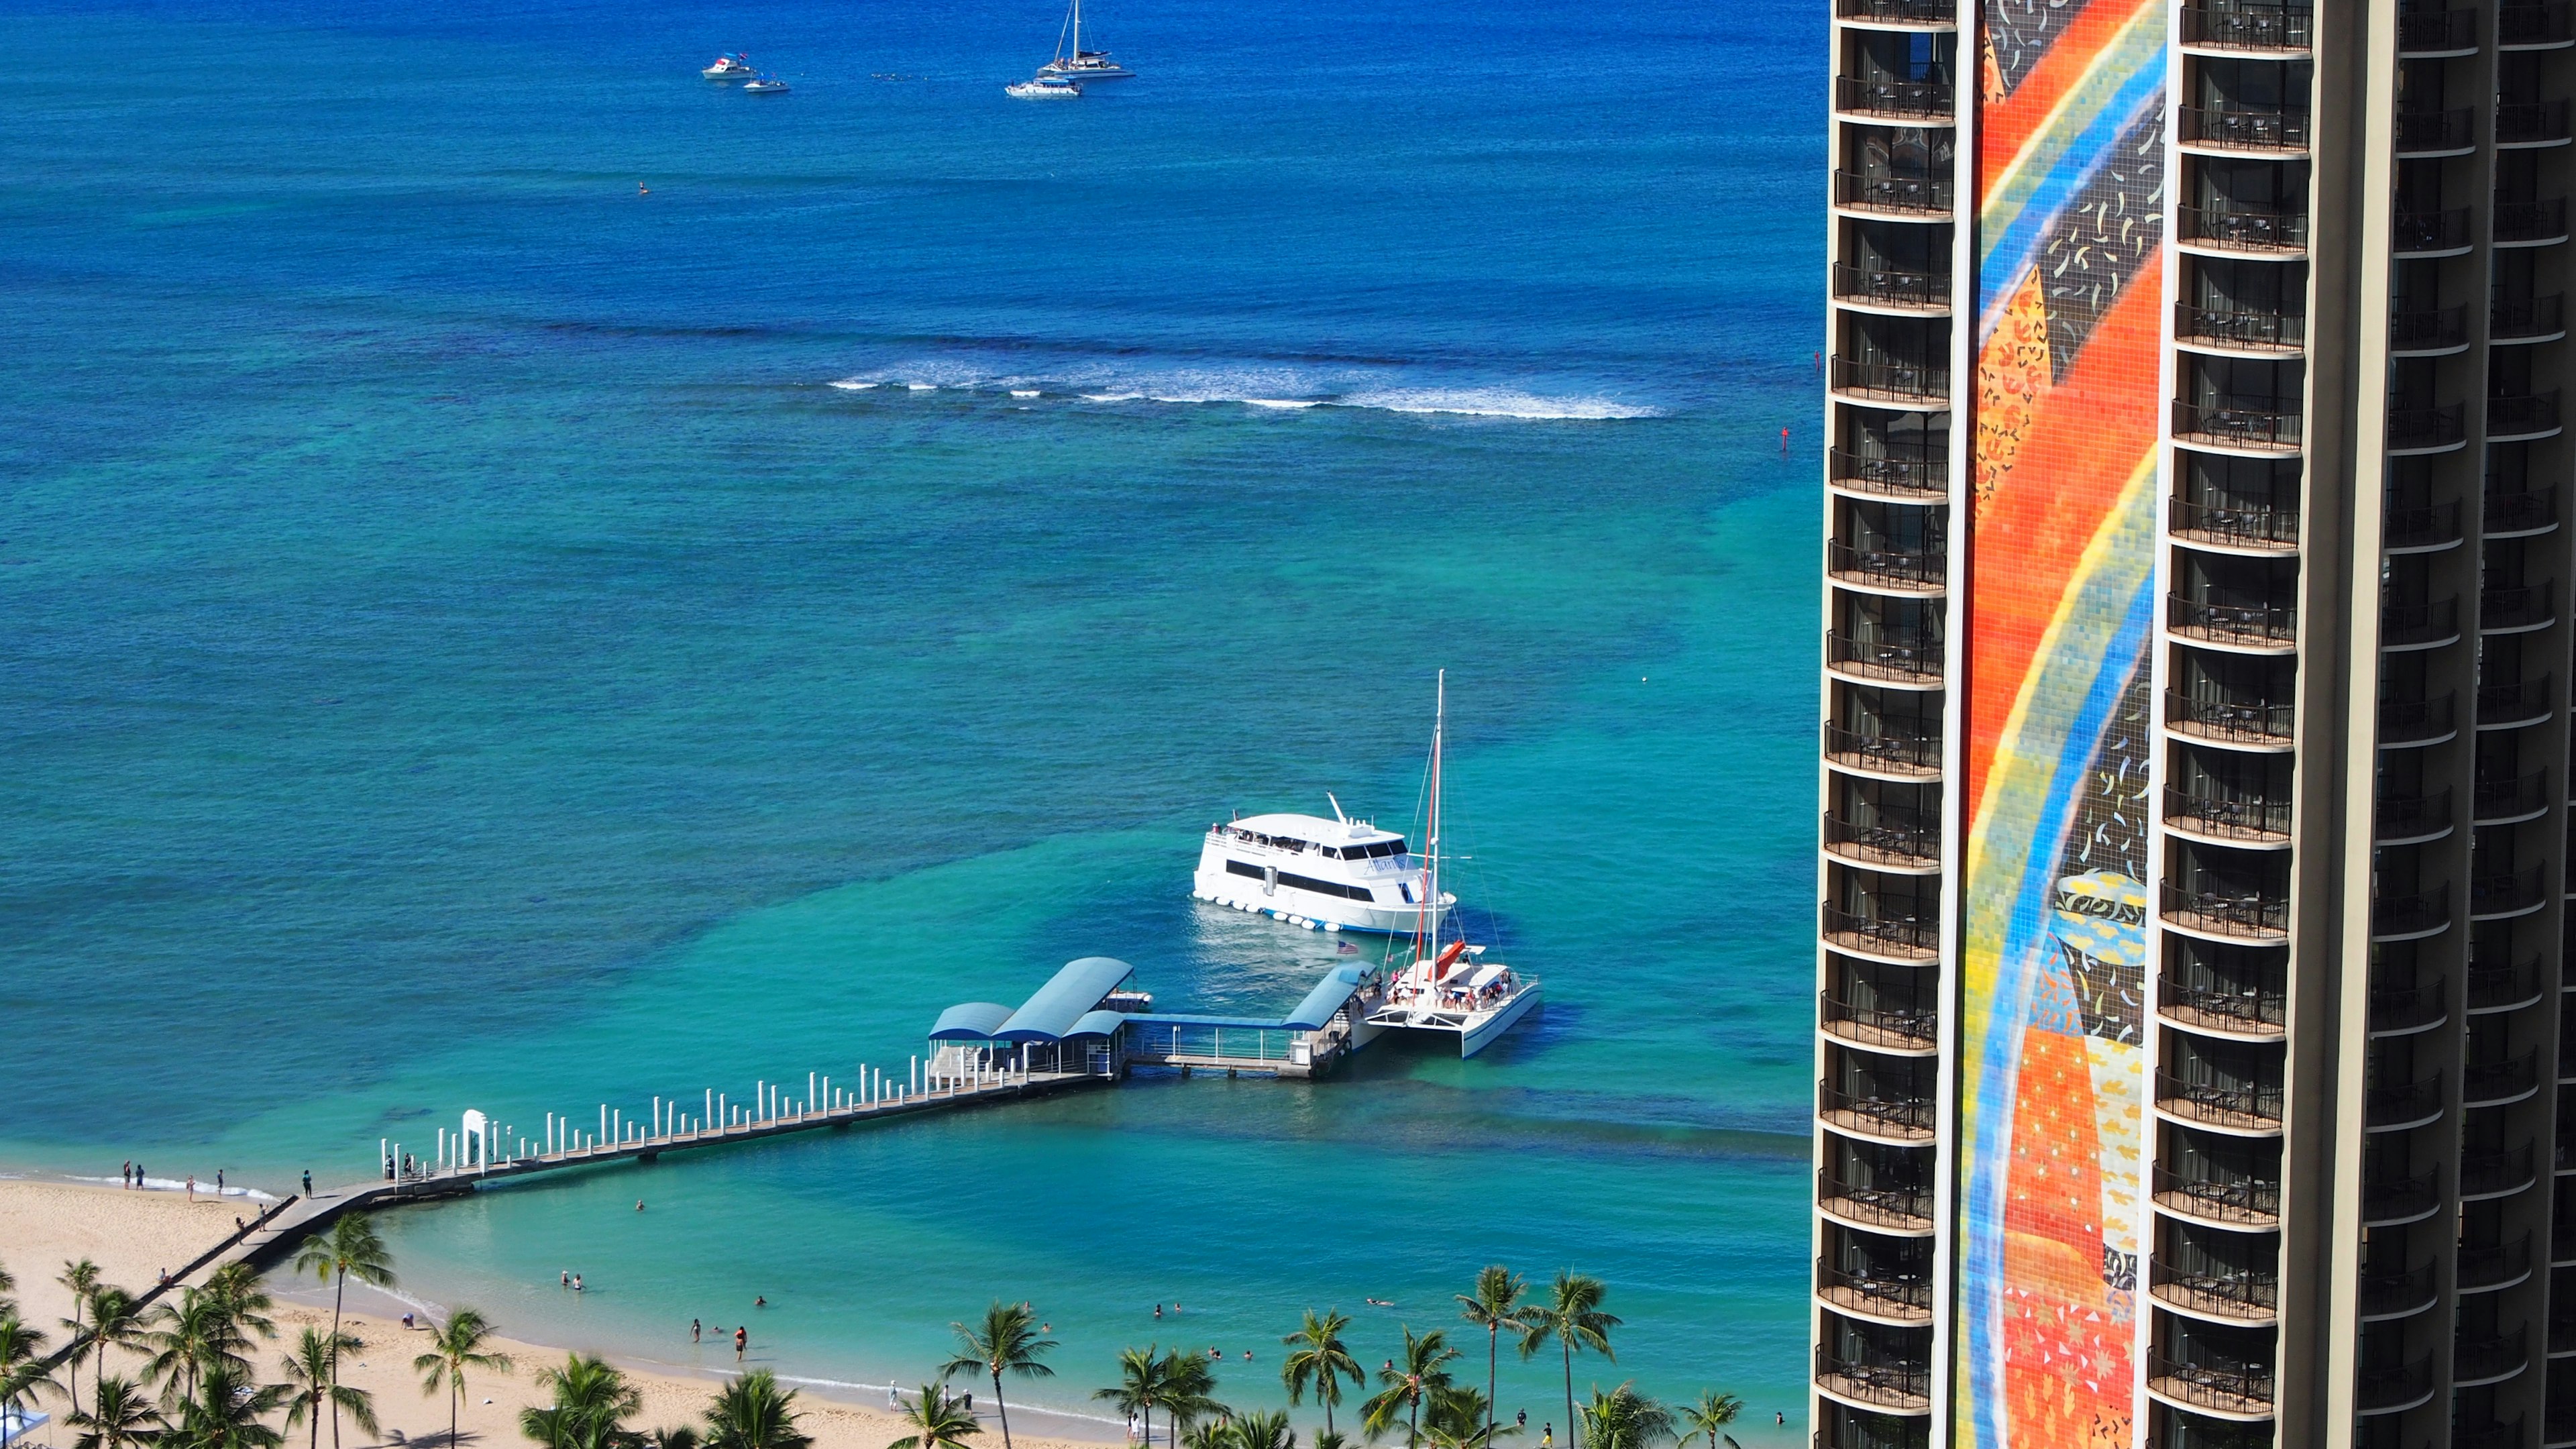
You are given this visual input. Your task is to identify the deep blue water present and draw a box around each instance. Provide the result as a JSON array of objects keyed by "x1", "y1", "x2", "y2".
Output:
[{"x1": 0, "y1": 0, "x2": 1827, "y2": 1434}]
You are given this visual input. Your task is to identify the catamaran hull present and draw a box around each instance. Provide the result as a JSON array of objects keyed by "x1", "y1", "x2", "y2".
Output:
[
  {"x1": 1364, "y1": 985, "x2": 1542, "y2": 1058},
  {"x1": 1038, "y1": 64, "x2": 1134, "y2": 78},
  {"x1": 1457, "y1": 985, "x2": 1540, "y2": 1057}
]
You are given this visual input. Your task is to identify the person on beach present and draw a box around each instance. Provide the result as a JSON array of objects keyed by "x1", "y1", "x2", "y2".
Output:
[
  {"x1": 186, "y1": 1175, "x2": 197, "y2": 1203},
  {"x1": 1516, "y1": 1412, "x2": 1527, "y2": 1430},
  {"x1": 122, "y1": 1161, "x2": 132, "y2": 1188},
  {"x1": 216, "y1": 1169, "x2": 224, "y2": 1195},
  {"x1": 692, "y1": 1320, "x2": 701, "y2": 1344},
  {"x1": 890, "y1": 1386, "x2": 900, "y2": 1409},
  {"x1": 734, "y1": 1326, "x2": 747, "y2": 1361}
]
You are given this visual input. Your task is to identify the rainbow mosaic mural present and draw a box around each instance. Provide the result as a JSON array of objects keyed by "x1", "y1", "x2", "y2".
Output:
[{"x1": 1955, "y1": 0, "x2": 2168, "y2": 1443}]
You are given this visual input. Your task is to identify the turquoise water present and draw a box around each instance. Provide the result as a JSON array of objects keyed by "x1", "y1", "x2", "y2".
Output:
[{"x1": 1, "y1": 0, "x2": 1825, "y2": 1435}]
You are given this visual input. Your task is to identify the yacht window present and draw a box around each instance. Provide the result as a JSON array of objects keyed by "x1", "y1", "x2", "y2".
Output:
[
  {"x1": 1279, "y1": 871, "x2": 1377, "y2": 902},
  {"x1": 1226, "y1": 860, "x2": 1266, "y2": 881}
]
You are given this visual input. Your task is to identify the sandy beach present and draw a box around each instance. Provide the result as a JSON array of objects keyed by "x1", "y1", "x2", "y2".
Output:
[{"x1": 0, "y1": 1180, "x2": 1118, "y2": 1449}]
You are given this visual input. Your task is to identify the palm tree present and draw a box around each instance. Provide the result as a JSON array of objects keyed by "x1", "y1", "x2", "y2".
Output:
[
  {"x1": 938, "y1": 1302, "x2": 1057, "y2": 1449},
  {"x1": 203, "y1": 1266, "x2": 277, "y2": 1348},
  {"x1": 1311, "y1": 1433, "x2": 1349, "y2": 1449},
  {"x1": 1454, "y1": 1269, "x2": 1525, "y2": 1449},
  {"x1": 413, "y1": 1308, "x2": 513, "y2": 1448},
  {"x1": 1417, "y1": 1389, "x2": 1496, "y2": 1449},
  {"x1": 87, "y1": 1289, "x2": 146, "y2": 1389},
  {"x1": 1228, "y1": 1409, "x2": 1293, "y2": 1449},
  {"x1": 704, "y1": 1369, "x2": 810, "y2": 1449},
  {"x1": 1672, "y1": 1393, "x2": 1740, "y2": 1449},
  {"x1": 70, "y1": 1374, "x2": 165, "y2": 1449},
  {"x1": 1093, "y1": 1346, "x2": 1174, "y2": 1449},
  {"x1": 142, "y1": 1289, "x2": 247, "y2": 1411},
  {"x1": 1161, "y1": 1350, "x2": 1220, "y2": 1449},
  {"x1": 60, "y1": 1260, "x2": 102, "y2": 1419},
  {"x1": 1515, "y1": 1273, "x2": 1617, "y2": 1449},
  {"x1": 1359, "y1": 1328, "x2": 1457, "y2": 1449},
  {"x1": 1572, "y1": 1387, "x2": 1666, "y2": 1449},
  {"x1": 885, "y1": 1385, "x2": 980, "y2": 1449},
  {"x1": 1278, "y1": 1312, "x2": 1362, "y2": 1438},
  {"x1": 521, "y1": 1354, "x2": 642, "y2": 1449},
  {"x1": 176, "y1": 1362, "x2": 290, "y2": 1449},
  {"x1": 280, "y1": 1330, "x2": 377, "y2": 1449},
  {"x1": 645, "y1": 1428, "x2": 702, "y2": 1449},
  {"x1": 288, "y1": 1216, "x2": 394, "y2": 1449},
  {"x1": 0, "y1": 1316, "x2": 56, "y2": 1432}
]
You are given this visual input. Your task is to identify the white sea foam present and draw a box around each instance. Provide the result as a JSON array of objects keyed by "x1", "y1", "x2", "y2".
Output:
[
  {"x1": 904, "y1": 382, "x2": 938, "y2": 391},
  {"x1": 1080, "y1": 391, "x2": 1142, "y2": 402},
  {"x1": 1338, "y1": 387, "x2": 1660, "y2": 420},
  {"x1": 1009, "y1": 389, "x2": 1042, "y2": 398},
  {"x1": 1242, "y1": 397, "x2": 1322, "y2": 409},
  {"x1": 830, "y1": 363, "x2": 1660, "y2": 421},
  {"x1": 72, "y1": 1174, "x2": 280, "y2": 1201},
  {"x1": 826, "y1": 380, "x2": 877, "y2": 390}
]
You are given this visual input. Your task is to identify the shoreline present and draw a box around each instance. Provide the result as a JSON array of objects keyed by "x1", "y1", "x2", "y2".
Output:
[{"x1": 0, "y1": 1178, "x2": 1130, "y2": 1449}]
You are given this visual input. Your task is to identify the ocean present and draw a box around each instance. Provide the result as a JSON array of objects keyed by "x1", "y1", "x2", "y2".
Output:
[{"x1": 0, "y1": 0, "x2": 1827, "y2": 1434}]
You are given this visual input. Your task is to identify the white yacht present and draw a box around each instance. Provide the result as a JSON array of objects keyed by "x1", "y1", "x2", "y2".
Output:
[
  {"x1": 1006, "y1": 75, "x2": 1083, "y2": 99},
  {"x1": 702, "y1": 54, "x2": 757, "y2": 80},
  {"x1": 1193, "y1": 802, "x2": 1450, "y2": 934},
  {"x1": 1034, "y1": 0, "x2": 1135, "y2": 80}
]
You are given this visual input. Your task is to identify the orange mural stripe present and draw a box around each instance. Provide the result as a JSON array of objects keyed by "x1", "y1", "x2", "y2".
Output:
[
  {"x1": 1980, "y1": 0, "x2": 2162, "y2": 169},
  {"x1": 1962, "y1": 272, "x2": 2165, "y2": 819}
]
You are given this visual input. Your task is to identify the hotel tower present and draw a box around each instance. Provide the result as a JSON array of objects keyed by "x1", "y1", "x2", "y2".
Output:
[{"x1": 1813, "y1": 0, "x2": 2576, "y2": 1443}]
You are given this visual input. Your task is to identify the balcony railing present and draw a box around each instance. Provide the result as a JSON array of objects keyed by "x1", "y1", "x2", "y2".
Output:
[
  {"x1": 1822, "y1": 904, "x2": 1939, "y2": 959},
  {"x1": 2168, "y1": 690, "x2": 2294, "y2": 743},
  {"x1": 1833, "y1": 169, "x2": 1954, "y2": 216},
  {"x1": 2489, "y1": 390, "x2": 2563, "y2": 436},
  {"x1": 2499, "y1": 99, "x2": 2573, "y2": 143},
  {"x1": 1815, "y1": 1350, "x2": 1931, "y2": 1411},
  {"x1": 2381, "y1": 596, "x2": 2460, "y2": 645},
  {"x1": 2459, "y1": 1240, "x2": 2534, "y2": 1291},
  {"x1": 1837, "y1": 0, "x2": 1957, "y2": 21},
  {"x1": 2390, "y1": 303, "x2": 2469, "y2": 351},
  {"x1": 2464, "y1": 1048, "x2": 2540, "y2": 1104},
  {"x1": 1829, "y1": 540, "x2": 1947, "y2": 590},
  {"x1": 2369, "y1": 973, "x2": 2446, "y2": 1031},
  {"x1": 2163, "y1": 883, "x2": 2290, "y2": 938},
  {"x1": 2467, "y1": 956, "x2": 2541, "y2": 1009},
  {"x1": 2180, "y1": 105, "x2": 2311, "y2": 150},
  {"x1": 2461, "y1": 1142, "x2": 2538, "y2": 1196},
  {"x1": 2154, "y1": 1165, "x2": 2281, "y2": 1226},
  {"x1": 2497, "y1": 197, "x2": 2571, "y2": 242},
  {"x1": 1819, "y1": 1169, "x2": 1933, "y2": 1230},
  {"x1": 1824, "y1": 723, "x2": 1941, "y2": 776},
  {"x1": 2398, "y1": 7, "x2": 2478, "y2": 48},
  {"x1": 2365, "y1": 1069, "x2": 2443, "y2": 1127},
  {"x1": 2394, "y1": 207, "x2": 2474, "y2": 252},
  {"x1": 1821, "y1": 1081, "x2": 1937, "y2": 1140},
  {"x1": 2182, "y1": 3, "x2": 2314, "y2": 48},
  {"x1": 2171, "y1": 594, "x2": 2298, "y2": 646},
  {"x1": 2387, "y1": 402, "x2": 2467, "y2": 448},
  {"x1": 2355, "y1": 1356, "x2": 2433, "y2": 1411},
  {"x1": 1831, "y1": 356, "x2": 1952, "y2": 405},
  {"x1": 2386, "y1": 498, "x2": 2464, "y2": 548},
  {"x1": 1821, "y1": 990, "x2": 1939, "y2": 1049},
  {"x1": 2371, "y1": 884, "x2": 2449, "y2": 936},
  {"x1": 2173, "y1": 496, "x2": 2300, "y2": 547},
  {"x1": 2363, "y1": 1167, "x2": 2440, "y2": 1222},
  {"x1": 2455, "y1": 1328, "x2": 2528, "y2": 1381},
  {"x1": 2374, "y1": 788, "x2": 2453, "y2": 841},
  {"x1": 2500, "y1": 1, "x2": 2575, "y2": 42},
  {"x1": 2177, "y1": 302, "x2": 2307, "y2": 351},
  {"x1": 2174, "y1": 398, "x2": 2303, "y2": 449},
  {"x1": 2165, "y1": 785, "x2": 2291, "y2": 841},
  {"x1": 1824, "y1": 812, "x2": 1941, "y2": 868},
  {"x1": 1829, "y1": 449, "x2": 1947, "y2": 498},
  {"x1": 1832, "y1": 262, "x2": 1951, "y2": 310},
  {"x1": 1827, "y1": 631, "x2": 1944, "y2": 683},
  {"x1": 1835, "y1": 76, "x2": 1955, "y2": 119},
  {"x1": 2157, "y1": 1069, "x2": 2284, "y2": 1128},
  {"x1": 2477, "y1": 676, "x2": 2551, "y2": 724},
  {"x1": 2394, "y1": 106, "x2": 2477, "y2": 151},
  {"x1": 2149, "y1": 1257, "x2": 2279, "y2": 1320},
  {"x1": 1815, "y1": 1259, "x2": 1933, "y2": 1320},
  {"x1": 2492, "y1": 294, "x2": 2565, "y2": 338},
  {"x1": 2147, "y1": 1353, "x2": 2274, "y2": 1414},
  {"x1": 2178, "y1": 201, "x2": 2309, "y2": 252},
  {"x1": 2473, "y1": 770, "x2": 2548, "y2": 821},
  {"x1": 2361, "y1": 1261, "x2": 2436, "y2": 1318},
  {"x1": 2458, "y1": 1418, "x2": 2528, "y2": 1449},
  {"x1": 2161, "y1": 973, "x2": 2287, "y2": 1032},
  {"x1": 2483, "y1": 486, "x2": 2557, "y2": 532},
  {"x1": 2481, "y1": 579, "x2": 2555, "y2": 630}
]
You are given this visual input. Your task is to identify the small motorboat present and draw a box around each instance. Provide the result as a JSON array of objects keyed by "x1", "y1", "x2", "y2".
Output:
[
  {"x1": 1006, "y1": 75, "x2": 1082, "y2": 99},
  {"x1": 702, "y1": 53, "x2": 757, "y2": 80},
  {"x1": 743, "y1": 74, "x2": 791, "y2": 95}
]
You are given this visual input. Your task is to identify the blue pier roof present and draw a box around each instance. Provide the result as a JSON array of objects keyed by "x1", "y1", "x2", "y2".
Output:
[
  {"x1": 995, "y1": 956, "x2": 1138, "y2": 1042},
  {"x1": 929, "y1": 1002, "x2": 1016, "y2": 1040},
  {"x1": 1067, "y1": 1009, "x2": 1130, "y2": 1038}
]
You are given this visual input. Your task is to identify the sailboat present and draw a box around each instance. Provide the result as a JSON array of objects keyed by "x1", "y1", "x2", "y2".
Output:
[
  {"x1": 1360, "y1": 672, "x2": 1543, "y2": 1057},
  {"x1": 1034, "y1": 0, "x2": 1135, "y2": 80}
]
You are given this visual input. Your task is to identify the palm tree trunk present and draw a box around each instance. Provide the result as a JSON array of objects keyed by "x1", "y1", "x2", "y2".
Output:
[
  {"x1": 331, "y1": 1267, "x2": 349, "y2": 1449},
  {"x1": 1485, "y1": 1328, "x2": 1497, "y2": 1449},
  {"x1": 1408, "y1": 1391, "x2": 1419, "y2": 1449},
  {"x1": 451, "y1": 1376, "x2": 460, "y2": 1447},
  {"x1": 1558, "y1": 1342, "x2": 1572, "y2": 1449},
  {"x1": 992, "y1": 1371, "x2": 1012, "y2": 1449},
  {"x1": 311, "y1": 1389, "x2": 323, "y2": 1449}
]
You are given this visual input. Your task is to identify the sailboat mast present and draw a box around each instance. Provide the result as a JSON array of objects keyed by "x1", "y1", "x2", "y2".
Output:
[
  {"x1": 1071, "y1": 0, "x2": 1081, "y2": 58},
  {"x1": 1428, "y1": 670, "x2": 1444, "y2": 952}
]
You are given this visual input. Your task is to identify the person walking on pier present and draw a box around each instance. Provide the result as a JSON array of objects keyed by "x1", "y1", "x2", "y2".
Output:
[{"x1": 303, "y1": 1170, "x2": 313, "y2": 1195}]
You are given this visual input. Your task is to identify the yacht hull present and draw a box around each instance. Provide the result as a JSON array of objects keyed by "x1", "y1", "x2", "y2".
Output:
[{"x1": 1192, "y1": 875, "x2": 1450, "y2": 935}]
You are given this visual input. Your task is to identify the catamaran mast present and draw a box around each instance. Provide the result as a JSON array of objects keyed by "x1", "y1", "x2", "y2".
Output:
[
  {"x1": 1428, "y1": 670, "x2": 1444, "y2": 953},
  {"x1": 1071, "y1": 0, "x2": 1081, "y2": 59}
]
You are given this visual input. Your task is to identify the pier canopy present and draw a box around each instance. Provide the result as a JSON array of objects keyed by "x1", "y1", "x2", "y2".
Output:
[
  {"x1": 1284, "y1": 963, "x2": 1368, "y2": 1031},
  {"x1": 930, "y1": 1002, "x2": 1016, "y2": 1041},
  {"x1": 993, "y1": 956, "x2": 1138, "y2": 1042},
  {"x1": 1068, "y1": 1009, "x2": 1129, "y2": 1039}
]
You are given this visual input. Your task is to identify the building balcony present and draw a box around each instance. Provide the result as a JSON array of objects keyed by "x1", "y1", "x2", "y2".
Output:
[
  {"x1": 2154, "y1": 1165, "x2": 2282, "y2": 1227},
  {"x1": 2478, "y1": 676, "x2": 2553, "y2": 727},
  {"x1": 1820, "y1": 1081, "x2": 1937, "y2": 1143},
  {"x1": 2165, "y1": 785, "x2": 2292, "y2": 843},
  {"x1": 2380, "y1": 596, "x2": 2461, "y2": 648},
  {"x1": 2398, "y1": 7, "x2": 2479, "y2": 50},
  {"x1": 2180, "y1": 105, "x2": 2312, "y2": 153},
  {"x1": 1821, "y1": 990, "x2": 1939, "y2": 1053},
  {"x1": 1831, "y1": 356, "x2": 1951, "y2": 407},
  {"x1": 2470, "y1": 865, "x2": 2548, "y2": 916},
  {"x1": 1827, "y1": 630, "x2": 1944, "y2": 686},
  {"x1": 2381, "y1": 692, "x2": 2458, "y2": 743},
  {"x1": 2149, "y1": 1258, "x2": 2278, "y2": 1322},
  {"x1": 2147, "y1": 1353, "x2": 2274, "y2": 1418},
  {"x1": 2387, "y1": 498, "x2": 2465, "y2": 549},
  {"x1": 1828, "y1": 540, "x2": 1947, "y2": 594},
  {"x1": 2387, "y1": 401, "x2": 2467, "y2": 450},
  {"x1": 2481, "y1": 579, "x2": 2556, "y2": 631},
  {"x1": 2355, "y1": 1355, "x2": 2434, "y2": 1413},
  {"x1": 2360, "y1": 1260, "x2": 2437, "y2": 1319},
  {"x1": 2163, "y1": 883, "x2": 2290, "y2": 941},
  {"x1": 2173, "y1": 496, "x2": 2299, "y2": 551},
  {"x1": 2372, "y1": 884, "x2": 2449, "y2": 939},
  {"x1": 2363, "y1": 1167, "x2": 2441, "y2": 1224},
  {"x1": 2374, "y1": 788, "x2": 2454, "y2": 845},
  {"x1": 1834, "y1": 76, "x2": 1955, "y2": 120},
  {"x1": 2501, "y1": 1, "x2": 2575, "y2": 44},
  {"x1": 1833, "y1": 169, "x2": 1954, "y2": 217},
  {"x1": 2179, "y1": 202, "x2": 2308, "y2": 256},
  {"x1": 1823, "y1": 813, "x2": 1941, "y2": 872},
  {"x1": 1822, "y1": 904, "x2": 1939, "y2": 962},
  {"x1": 2160, "y1": 973, "x2": 2287, "y2": 1036},
  {"x1": 2493, "y1": 294, "x2": 2567, "y2": 339},
  {"x1": 2176, "y1": 302, "x2": 2306, "y2": 354},
  {"x1": 2467, "y1": 955, "x2": 2544, "y2": 1011},
  {"x1": 1828, "y1": 449, "x2": 1947, "y2": 500},
  {"x1": 2365, "y1": 1070, "x2": 2444, "y2": 1130},
  {"x1": 2490, "y1": 390, "x2": 2564, "y2": 439},
  {"x1": 2462, "y1": 1142, "x2": 2539, "y2": 1198},
  {"x1": 2170, "y1": 594, "x2": 2298, "y2": 649},
  {"x1": 1824, "y1": 723, "x2": 1941, "y2": 780},
  {"x1": 2553, "y1": 1307, "x2": 2576, "y2": 1352},
  {"x1": 1832, "y1": 262, "x2": 1951, "y2": 313},
  {"x1": 2485, "y1": 486, "x2": 2559, "y2": 534},
  {"x1": 2498, "y1": 197, "x2": 2572, "y2": 243},
  {"x1": 1815, "y1": 1349, "x2": 1931, "y2": 1413},
  {"x1": 1818, "y1": 1169, "x2": 1934, "y2": 1233},
  {"x1": 2182, "y1": 2, "x2": 2314, "y2": 50},
  {"x1": 2156, "y1": 1069, "x2": 2284, "y2": 1132},
  {"x1": 1816, "y1": 1259, "x2": 1933, "y2": 1325},
  {"x1": 2455, "y1": 1328, "x2": 2530, "y2": 1385},
  {"x1": 2459, "y1": 1417, "x2": 2530, "y2": 1449},
  {"x1": 2369, "y1": 973, "x2": 2447, "y2": 1033},
  {"x1": 2174, "y1": 398, "x2": 2303, "y2": 453},
  {"x1": 2395, "y1": 207, "x2": 2474, "y2": 254},
  {"x1": 2168, "y1": 690, "x2": 2295, "y2": 747},
  {"x1": 2391, "y1": 303, "x2": 2470, "y2": 353},
  {"x1": 2474, "y1": 770, "x2": 2549, "y2": 823},
  {"x1": 2394, "y1": 106, "x2": 2477, "y2": 153},
  {"x1": 2500, "y1": 99, "x2": 2573, "y2": 145},
  {"x1": 2463, "y1": 1048, "x2": 2541, "y2": 1106},
  {"x1": 1836, "y1": 0, "x2": 1957, "y2": 23}
]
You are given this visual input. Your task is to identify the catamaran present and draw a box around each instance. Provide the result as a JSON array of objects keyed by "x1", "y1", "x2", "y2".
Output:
[{"x1": 1034, "y1": 0, "x2": 1135, "y2": 80}]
